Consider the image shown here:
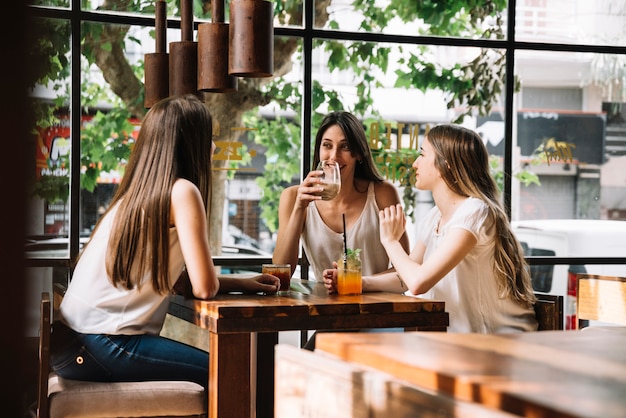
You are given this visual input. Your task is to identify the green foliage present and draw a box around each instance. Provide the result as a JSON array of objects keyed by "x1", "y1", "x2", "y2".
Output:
[
  {"x1": 244, "y1": 111, "x2": 302, "y2": 233},
  {"x1": 32, "y1": 175, "x2": 70, "y2": 204},
  {"x1": 80, "y1": 108, "x2": 134, "y2": 192},
  {"x1": 489, "y1": 155, "x2": 541, "y2": 192},
  {"x1": 30, "y1": 0, "x2": 530, "y2": 234}
]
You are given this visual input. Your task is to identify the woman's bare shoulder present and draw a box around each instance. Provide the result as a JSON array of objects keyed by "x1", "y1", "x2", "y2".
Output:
[
  {"x1": 171, "y1": 178, "x2": 202, "y2": 202},
  {"x1": 280, "y1": 184, "x2": 299, "y2": 200},
  {"x1": 374, "y1": 180, "x2": 401, "y2": 201},
  {"x1": 373, "y1": 179, "x2": 397, "y2": 192}
]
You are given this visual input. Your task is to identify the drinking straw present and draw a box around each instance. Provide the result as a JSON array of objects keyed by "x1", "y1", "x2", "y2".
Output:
[{"x1": 342, "y1": 214, "x2": 348, "y2": 270}]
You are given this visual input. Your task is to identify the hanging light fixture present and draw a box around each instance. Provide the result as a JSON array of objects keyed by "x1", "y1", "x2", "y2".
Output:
[
  {"x1": 197, "y1": 0, "x2": 237, "y2": 92},
  {"x1": 169, "y1": 0, "x2": 198, "y2": 97},
  {"x1": 144, "y1": 0, "x2": 168, "y2": 108},
  {"x1": 228, "y1": 0, "x2": 274, "y2": 77},
  {"x1": 143, "y1": 0, "x2": 274, "y2": 108}
]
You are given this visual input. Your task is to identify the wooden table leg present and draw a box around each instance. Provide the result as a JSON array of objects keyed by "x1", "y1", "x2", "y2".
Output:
[
  {"x1": 209, "y1": 332, "x2": 252, "y2": 418},
  {"x1": 256, "y1": 332, "x2": 279, "y2": 418}
]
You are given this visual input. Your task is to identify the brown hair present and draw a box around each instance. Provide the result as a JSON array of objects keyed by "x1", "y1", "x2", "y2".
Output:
[
  {"x1": 427, "y1": 124, "x2": 536, "y2": 308},
  {"x1": 312, "y1": 111, "x2": 383, "y2": 190},
  {"x1": 96, "y1": 95, "x2": 213, "y2": 294}
]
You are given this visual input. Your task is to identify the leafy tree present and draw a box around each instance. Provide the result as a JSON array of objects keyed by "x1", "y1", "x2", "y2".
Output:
[{"x1": 29, "y1": 0, "x2": 522, "y2": 248}]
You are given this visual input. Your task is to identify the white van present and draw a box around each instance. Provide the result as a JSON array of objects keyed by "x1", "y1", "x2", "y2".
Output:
[{"x1": 511, "y1": 219, "x2": 626, "y2": 330}]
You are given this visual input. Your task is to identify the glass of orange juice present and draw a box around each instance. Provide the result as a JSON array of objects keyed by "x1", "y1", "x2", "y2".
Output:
[
  {"x1": 336, "y1": 253, "x2": 362, "y2": 295},
  {"x1": 337, "y1": 267, "x2": 362, "y2": 295}
]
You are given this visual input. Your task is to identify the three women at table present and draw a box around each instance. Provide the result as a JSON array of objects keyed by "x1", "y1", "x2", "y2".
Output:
[
  {"x1": 273, "y1": 111, "x2": 410, "y2": 282},
  {"x1": 324, "y1": 123, "x2": 538, "y2": 333},
  {"x1": 51, "y1": 95, "x2": 279, "y2": 391}
]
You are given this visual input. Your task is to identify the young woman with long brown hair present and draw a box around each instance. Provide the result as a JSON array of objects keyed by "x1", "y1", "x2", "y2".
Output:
[{"x1": 51, "y1": 95, "x2": 279, "y2": 390}]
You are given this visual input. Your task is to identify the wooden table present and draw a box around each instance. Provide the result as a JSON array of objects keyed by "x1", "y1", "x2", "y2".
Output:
[
  {"x1": 168, "y1": 278, "x2": 448, "y2": 418},
  {"x1": 316, "y1": 327, "x2": 626, "y2": 418}
]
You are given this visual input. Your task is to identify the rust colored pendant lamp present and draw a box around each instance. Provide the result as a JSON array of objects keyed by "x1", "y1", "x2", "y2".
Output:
[
  {"x1": 143, "y1": 0, "x2": 168, "y2": 108},
  {"x1": 228, "y1": 0, "x2": 274, "y2": 77},
  {"x1": 144, "y1": 0, "x2": 273, "y2": 108},
  {"x1": 169, "y1": 0, "x2": 198, "y2": 97},
  {"x1": 197, "y1": 0, "x2": 237, "y2": 92}
]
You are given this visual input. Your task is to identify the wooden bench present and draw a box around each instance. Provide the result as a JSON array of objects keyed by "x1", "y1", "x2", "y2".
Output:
[{"x1": 275, "y1": 344, "x2": 517, "y2": 418}]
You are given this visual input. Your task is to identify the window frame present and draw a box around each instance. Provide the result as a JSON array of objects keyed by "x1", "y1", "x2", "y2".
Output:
[{"x1": 26, "y1": 0, "x2": 626, "y2": 275}]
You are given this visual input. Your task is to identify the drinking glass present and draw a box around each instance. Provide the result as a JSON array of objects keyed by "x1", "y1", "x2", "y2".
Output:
[
  {"x1": 262, "y1": 263, "x2": 292, "y2": 294},
  {"x1": 337, "y1": 265, "x2": 362, "y2": 295},
  {"x1": 316, "y1": 160, "x2": 341, "y2": 200}
]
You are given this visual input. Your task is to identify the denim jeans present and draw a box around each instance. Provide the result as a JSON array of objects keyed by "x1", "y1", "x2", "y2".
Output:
[{"x1": 50, "y1": 321, "x2": 209, "y2": 390}]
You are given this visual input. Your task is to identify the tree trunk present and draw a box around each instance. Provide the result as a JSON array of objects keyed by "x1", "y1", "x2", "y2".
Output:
[{"x1": 89, "y1": 0, "x2": 333, "y2": 251}]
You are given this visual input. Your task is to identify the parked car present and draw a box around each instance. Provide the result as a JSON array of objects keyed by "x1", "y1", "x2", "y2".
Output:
[{"x1": 512, "y1": 219, "x2": 626, "y2": 329}]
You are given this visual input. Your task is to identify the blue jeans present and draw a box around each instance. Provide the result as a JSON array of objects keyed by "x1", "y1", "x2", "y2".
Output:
[{"x1": 50, "y1": 321, "x2": 209, "y2": 390}]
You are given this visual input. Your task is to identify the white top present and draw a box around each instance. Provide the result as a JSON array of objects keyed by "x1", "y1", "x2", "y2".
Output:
[
  {"x1": 409, "y1": 197, "x2": 537, "y2": 333},
  {"x1": 302, "y1": 182, "x2": 390, "y2": 281},
  {"x1": 59, "y1": 203, "x2": 185, "y2": 335}
]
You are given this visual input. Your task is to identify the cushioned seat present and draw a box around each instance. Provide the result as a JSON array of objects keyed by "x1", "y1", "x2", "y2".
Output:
[{"x1": 38, "y1": 292, "x2": 207, "y2": 418}]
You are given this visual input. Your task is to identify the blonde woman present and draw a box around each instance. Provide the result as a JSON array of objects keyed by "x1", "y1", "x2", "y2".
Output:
[{"x1": 51, "y1": 95, "x2": 279, "y2": 390}]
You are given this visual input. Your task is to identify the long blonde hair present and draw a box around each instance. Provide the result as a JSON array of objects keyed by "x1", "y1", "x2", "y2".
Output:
[
  {"x1": 96, "y1": 95, "x2": 213, "y2": 294},
  {"x1": 427, "y1": 124, "x2": 536, "y2": 308}
]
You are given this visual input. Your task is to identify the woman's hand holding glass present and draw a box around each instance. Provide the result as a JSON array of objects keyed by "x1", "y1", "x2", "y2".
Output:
[
  {"x1": 295, "y1": 160, "x2": 341, "y2": 208},
  {"x1": 322, "y1": 262, "x2": 339, "y2": 294},
  {"x1": 315, "y1": 160, "x2": 341, "y2": 200}
]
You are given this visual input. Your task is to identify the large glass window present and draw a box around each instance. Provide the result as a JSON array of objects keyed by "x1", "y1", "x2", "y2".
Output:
[{"x1": 26, "y1": 1, "x2": 626, "y2": 333}]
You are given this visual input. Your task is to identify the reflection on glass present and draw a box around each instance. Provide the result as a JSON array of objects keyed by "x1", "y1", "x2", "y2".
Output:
[
  {"x1": 28, "y1": 17, "x2": 72, "y2": 241},
  {"x1": 491, "y1": 50, "x2": 626, "y2": 222}
]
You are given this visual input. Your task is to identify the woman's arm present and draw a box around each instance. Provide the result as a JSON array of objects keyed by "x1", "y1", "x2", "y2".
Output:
[
  {"x1": 171, "y1": 179, "x2": 220, "y2": 300},
  {"x1": 173, "y1": 272, "x2": 280, "y2": 296},
  {"x1": 273, "y1": 171, "x2": 324, "y2": 274},
  {"x1": 218, "y1": 274, "x2": 280, "y2": 294},
  {"x1": 379, "y1": 204, "x2": 477, "y2": 295},
  {"x1": 374, "y1": 182, "x2": 410, "y2": 254},
  {"x1": 272, "y1": 187, "x2": 304, "y2": 274}
]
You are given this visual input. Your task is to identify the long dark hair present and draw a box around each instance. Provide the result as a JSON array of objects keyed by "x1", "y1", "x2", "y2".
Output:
[
  {"x1": 312, "y1": 111, "x2": 383, "y2": 185},
  {"x1": 100, "y1": 95, "x2": 213, "y2": 294},
  {"x1": 427, "y1": 124, "x2": 535, "y2": 307}
]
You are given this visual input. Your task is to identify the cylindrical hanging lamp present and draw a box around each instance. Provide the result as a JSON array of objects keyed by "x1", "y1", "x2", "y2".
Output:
[
  {"x1": 169, "y1": 0, "x2": 198, "y2": 97},
  {"x1": 144, "y1": 0, "x2": 168, "y2": 108},
  {"x1": 197, "y1": 0, "x2": 237, "y2": 92},
  {"x1": 229, "y1": 0, "x2": 274, "y2": 77}
]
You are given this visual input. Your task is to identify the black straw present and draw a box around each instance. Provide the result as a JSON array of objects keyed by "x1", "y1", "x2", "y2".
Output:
[{"x1": 342, "y1": 214, "x2": 348, "y2": 269}]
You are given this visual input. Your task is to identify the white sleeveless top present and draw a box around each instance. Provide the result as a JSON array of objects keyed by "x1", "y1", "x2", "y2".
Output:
[
  {"x1": 59, "y1": 203, "x2": 185, "y2": 335},
  {"x1": 302, "y1": 182, "x2": 391, "y2": 281}
]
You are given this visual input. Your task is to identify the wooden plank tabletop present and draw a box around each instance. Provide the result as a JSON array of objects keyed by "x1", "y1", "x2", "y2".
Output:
[
  {"x1": 316, "y1": 328, "x2": 626, "y2": 418},
  {"x1": 169, "y1": 278, "x2": 449, "y2": 333},
  {"x1": 167, "y1": 278, "x2": 449, "y2": 418}
]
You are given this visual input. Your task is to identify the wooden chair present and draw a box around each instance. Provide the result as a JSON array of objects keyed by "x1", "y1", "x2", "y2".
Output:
[
  {"x1": 37, "y1": 291, "x2": 207, "y2": 418},
  {"x1": 533, "y1": 293, "x2": 564, "y2": 331},
  {"x1": 576, "y1": 274, "x2": 626, "y2": 329}
]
